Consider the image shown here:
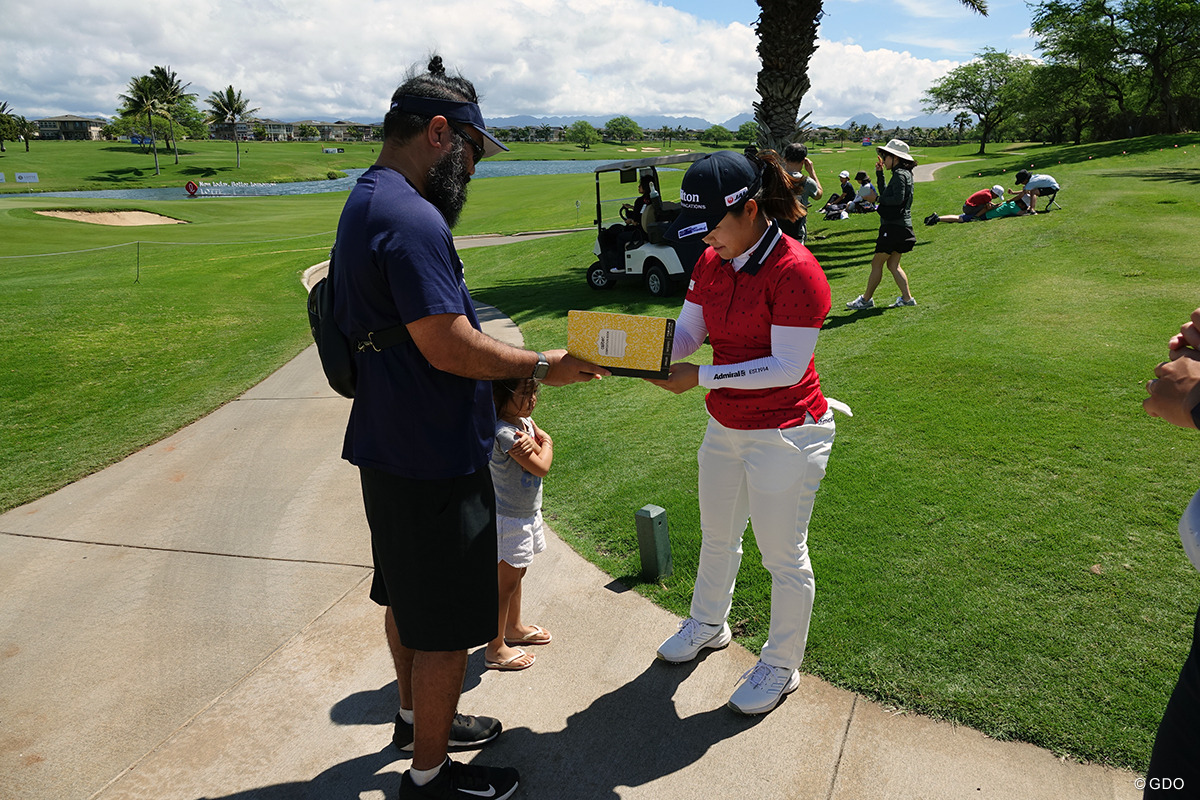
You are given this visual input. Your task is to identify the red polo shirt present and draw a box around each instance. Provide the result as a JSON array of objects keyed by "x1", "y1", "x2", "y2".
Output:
[
  {"x1": 685, "y1": 231, "x2": 830, "y2": 430},
  {"x1": 965, "y1": 189, "x2": 993, "y2": 209}
]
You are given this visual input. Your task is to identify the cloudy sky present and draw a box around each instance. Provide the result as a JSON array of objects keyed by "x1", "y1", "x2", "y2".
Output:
[{"x1": 9, "y1": 0, "x2": 1036, "y2": 127}]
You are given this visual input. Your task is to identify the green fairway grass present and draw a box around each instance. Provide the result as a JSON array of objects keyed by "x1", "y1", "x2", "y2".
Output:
[
  {"x1": 2, "y1": 133, "x2": 1198, "y2": 770},
  {"x1": 0, "y1": 138, "x2": 993, "y2": 195}
]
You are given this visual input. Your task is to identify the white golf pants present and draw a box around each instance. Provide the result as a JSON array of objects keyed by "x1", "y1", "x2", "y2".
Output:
[{"x1": 690, "y1": 413, "x2": 835, "y2": 670}]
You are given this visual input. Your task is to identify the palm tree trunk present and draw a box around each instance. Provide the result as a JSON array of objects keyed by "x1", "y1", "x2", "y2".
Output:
[
  {"x1": 147, "y1": 111, "x2": 161, "y2": 175},
  {"x1": 168, "y1": 117, "x2": 180, "y2": 164},
  {"x1": 754, "y1": 0, "x2": 824, "y2": 152}
]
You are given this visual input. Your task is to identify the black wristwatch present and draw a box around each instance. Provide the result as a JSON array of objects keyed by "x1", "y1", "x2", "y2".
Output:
[{"x1": 532, "y1": 352, "x2": 550, "y2": 380}]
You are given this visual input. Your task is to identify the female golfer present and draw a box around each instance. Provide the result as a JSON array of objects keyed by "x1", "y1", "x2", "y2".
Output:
[
  {"x1": 649, "y1": 149, "x2": 840, "y2": 715},
  {"x1": 845, "y1": 138, "x2": 918, "y2": 309}
]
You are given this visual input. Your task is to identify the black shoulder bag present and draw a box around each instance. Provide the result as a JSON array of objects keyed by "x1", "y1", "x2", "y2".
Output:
[{"x1": 307, "y1": 244, "x2": 411, "y2": 399}]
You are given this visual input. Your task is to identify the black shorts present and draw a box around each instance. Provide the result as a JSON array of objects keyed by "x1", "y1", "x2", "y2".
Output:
[
  {"x1": 361, "y1": 466, "x2": 498, "y2": 651},
  {"x1": 875, "y1": 224, "x2": 916, "y2": 255}
]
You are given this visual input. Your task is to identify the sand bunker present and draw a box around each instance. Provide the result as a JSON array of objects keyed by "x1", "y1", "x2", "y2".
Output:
[{"x1": 35, "y1": 210, "x2": 186, "y2": 226}]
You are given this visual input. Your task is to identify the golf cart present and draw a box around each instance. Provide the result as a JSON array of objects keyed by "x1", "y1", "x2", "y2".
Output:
[{"x1": 586, "y1": 152, "x2": 709, "y2": 297}]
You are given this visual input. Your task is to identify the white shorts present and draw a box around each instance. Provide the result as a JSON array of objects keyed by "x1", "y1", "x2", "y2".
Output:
[{"x1": 497, "y1": 510, "x2": 546, "y2": 569}]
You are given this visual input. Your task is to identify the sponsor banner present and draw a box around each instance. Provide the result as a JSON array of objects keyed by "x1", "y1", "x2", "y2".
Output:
[{"x1": 16, "y1": 173, "x2": 39, "y2": 183}]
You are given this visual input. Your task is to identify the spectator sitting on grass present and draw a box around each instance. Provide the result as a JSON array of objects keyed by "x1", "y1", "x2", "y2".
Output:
[
  {"x1": 844, "y1": 170, "x2": 878, "y2": 213},
  {"x1": 824, "y1": 170, "x2": 855, "y2": 207},
  {"x1": 924, "y1": 184, "x2": 1005, "y2": 225}
]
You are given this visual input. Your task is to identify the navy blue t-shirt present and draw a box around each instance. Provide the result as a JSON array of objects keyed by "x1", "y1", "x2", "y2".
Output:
[{"x1": 333, "y1": 165, "x2": 495, "y2": 479}]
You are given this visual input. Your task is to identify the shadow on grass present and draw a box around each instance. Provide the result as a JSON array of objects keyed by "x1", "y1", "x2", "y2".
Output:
[
  {"x1": 86, "y1": 166, "x2": 149, "y2": 182},
  {"x1": 1098, "y1": 167, "x2": 1200, "y2": 186},
  {"x1": 822, "y1": 306, "x2": 887, "y2": 331},
  {"x1": 181, "y1": 166, "x2": 223, "y2": 178},
  {"x1": 469, "y1": 226, "x2": 908, "y2": 331},
  {"x1": 933, "y1": 134, "x2": 1200, "y2": 182}
]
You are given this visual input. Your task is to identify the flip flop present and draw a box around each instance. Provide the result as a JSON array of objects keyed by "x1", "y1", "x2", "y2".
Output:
[
  {"x1": 485, "y1": 649, "x2": 535, "y2": 671},
  {"x1": 504, "y1": 625, "x2": 552, "y2": 646}
]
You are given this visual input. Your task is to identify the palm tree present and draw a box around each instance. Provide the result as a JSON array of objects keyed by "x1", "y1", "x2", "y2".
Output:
[
  {"x1": 204, "y1": 85, "x2": 259, "y2": 168},
  {"x1": 754, "y1": 0, "x2": 988, "y2": 152},
  {"x1": 954, "y1": 111, "x2": 973, "y2": 144},
  {"x1": 0, "y1": 101, "x2": 11, "y2": 153},
  {"x1": 119, "y1": 75, "x2": 163, "y2": 175},
  {"x1": 150, "y1": 65, "x2": 195, "y2": 165},
  {"x1": 14, "y1": 116, "x2": 38, "y2": 151}
]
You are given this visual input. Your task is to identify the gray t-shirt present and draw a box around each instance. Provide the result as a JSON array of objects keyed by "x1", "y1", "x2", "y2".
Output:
[
  {"x1": 489, "y1": 418, "x2": 543, "y2": 518},
  {"x1": 782, "y1": 173, "x2": 821, "y2": 243}
]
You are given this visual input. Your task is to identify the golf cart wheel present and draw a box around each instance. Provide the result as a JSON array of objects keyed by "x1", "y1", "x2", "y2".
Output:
[
  {"x1": 645, "y1": 263, "x2": 675, "y2": 297},
  {"x1": 587, "y1": 261, "x2": 617, "y2": 290}
]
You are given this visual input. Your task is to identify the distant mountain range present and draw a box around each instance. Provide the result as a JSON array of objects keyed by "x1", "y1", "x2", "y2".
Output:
[{"x1": 484, "y1": 110, "x2": 960, "y2": 132}]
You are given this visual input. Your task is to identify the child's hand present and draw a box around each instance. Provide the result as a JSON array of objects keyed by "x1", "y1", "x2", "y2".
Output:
[{"x1": 510, "y1": 431, "x2": 535, "y2": 458}]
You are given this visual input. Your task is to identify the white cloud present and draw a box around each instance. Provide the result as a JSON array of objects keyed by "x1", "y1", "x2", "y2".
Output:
[
  {"x1": 804, "y1": 41, "x2": 961, "y2": 123},
  {"x1": 5, "y1": 0, "x2": 963, "y2": 127}
]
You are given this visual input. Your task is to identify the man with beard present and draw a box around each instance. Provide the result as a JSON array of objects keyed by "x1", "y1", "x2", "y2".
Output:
[{"x1": 333, "y1": 56, "x2": 606, "y2": 800}]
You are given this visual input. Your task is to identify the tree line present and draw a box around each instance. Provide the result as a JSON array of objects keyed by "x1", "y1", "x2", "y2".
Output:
[
  {"x1": 923, "y1": 0, "x2": 1200, "y2": 153},
  {"x1": 551, "y1": 116, "x2": 761, "y2": 150},
  {"x1": 110, "y1": 66, "x2": 260, "y2": 173},
  {"x1": 0, "y1": 101, "x2": 39, "y2": 153}
]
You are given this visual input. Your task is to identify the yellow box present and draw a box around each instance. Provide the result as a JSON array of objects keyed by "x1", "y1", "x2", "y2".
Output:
[{"x1": 567, "y1": 310, "x2": 675, "y2": 378}]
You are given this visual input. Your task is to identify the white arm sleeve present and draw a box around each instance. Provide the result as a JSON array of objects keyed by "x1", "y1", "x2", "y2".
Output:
[
  {"x1": 672, "y1": 300, "x2": 708, "y2": 359},
  {"x1": 1181, "y1": 489, "x2": 1200, "y2": 574},
  {"x1": 698, "y1": 325, "x2": 819, "y2": 390}
]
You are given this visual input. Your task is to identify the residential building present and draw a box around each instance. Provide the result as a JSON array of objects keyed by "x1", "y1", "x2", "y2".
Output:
[{"x1": 35, "y1": 115, "x2": 107, "y2": 141}]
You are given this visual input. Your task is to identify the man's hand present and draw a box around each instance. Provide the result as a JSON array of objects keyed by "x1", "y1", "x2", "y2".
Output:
[
  {"x1": 1145, "y1": 307, "x2": 1200, "y2": 429},
  {"x1": 645, "y1": 362, "x2": 700, "y2": 395},
  {"x1": 542, "y1": 350, "x2": 609, "y2": 386},
  {"x1": 1168, "y1": 307, "x2": 1200, "y2": 354}
]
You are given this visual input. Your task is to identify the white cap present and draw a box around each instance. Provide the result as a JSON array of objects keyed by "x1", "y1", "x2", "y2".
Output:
[
  {"x1": 991, "y1": 184, "x2": 1005, "y2": 197},
  {"x1": 839, "y1": 170, "x2": 850, "y2": 179}
]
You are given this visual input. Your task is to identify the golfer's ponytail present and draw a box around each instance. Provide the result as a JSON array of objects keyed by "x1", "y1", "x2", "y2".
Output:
[{"x1": 747, "y1": 149, "x2": 804, "y2": 224}]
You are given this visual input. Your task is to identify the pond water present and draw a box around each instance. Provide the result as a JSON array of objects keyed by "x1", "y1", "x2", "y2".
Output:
[{"x1": 30, "y1": 160, "x2": 628, "y2": 201}]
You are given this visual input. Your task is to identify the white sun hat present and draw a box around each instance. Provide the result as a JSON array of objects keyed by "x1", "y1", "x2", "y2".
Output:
[{"x1": 876, "y1": 138, "x2": 915, "y2": 164}]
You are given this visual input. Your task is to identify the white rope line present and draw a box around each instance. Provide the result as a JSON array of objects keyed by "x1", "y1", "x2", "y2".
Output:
[
  {"x1": 0, "y1": 229, "x2": 337, "y2": 260},
  {"x1": 0, "y1": 242, "x2": 134, "y2": 259}
]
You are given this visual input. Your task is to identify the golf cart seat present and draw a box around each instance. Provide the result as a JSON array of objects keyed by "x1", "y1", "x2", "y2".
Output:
[{"x1": 644, "y1": 201, "x2": 682, "y2": 244}]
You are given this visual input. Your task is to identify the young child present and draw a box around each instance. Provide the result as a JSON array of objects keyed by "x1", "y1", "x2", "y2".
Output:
[
  {"x1": 845, "y1": 139, "x2": 918, "y2": 310},
  {"x1": 485, "y1": 378, "x2": 553, "y2": 671}
]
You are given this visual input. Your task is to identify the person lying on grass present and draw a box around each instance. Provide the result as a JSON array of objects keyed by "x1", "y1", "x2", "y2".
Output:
[{"x1": 923, "y1": 184, "x2": 1005, "y2": 225}]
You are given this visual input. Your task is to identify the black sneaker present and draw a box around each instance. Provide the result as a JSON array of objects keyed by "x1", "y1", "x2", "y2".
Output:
[
  {"x1": 398, "y1": 759, "x2": 519, "y2": 800},
  {"x1": 393, "y1": 712, "x2": 502, "y2": 752}
]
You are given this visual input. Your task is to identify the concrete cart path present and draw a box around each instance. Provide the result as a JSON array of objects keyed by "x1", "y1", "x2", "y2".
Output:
[
  {"x1": 1, "y1": 291, "x2": 1141, "y2": 799},
  {"x1": 913, "y1": 159, "x2": 980, "y2": 182}
]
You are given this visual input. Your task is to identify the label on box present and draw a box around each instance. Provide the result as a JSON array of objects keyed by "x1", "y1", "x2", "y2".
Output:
[{"x1": 567, "y1": 310, "x2": 674, "y2": 378}]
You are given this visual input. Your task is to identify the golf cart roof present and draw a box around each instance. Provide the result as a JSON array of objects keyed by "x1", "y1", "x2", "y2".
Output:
[{"x1": 593, "y1": 151, "x2": 709, "y2": 174}]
